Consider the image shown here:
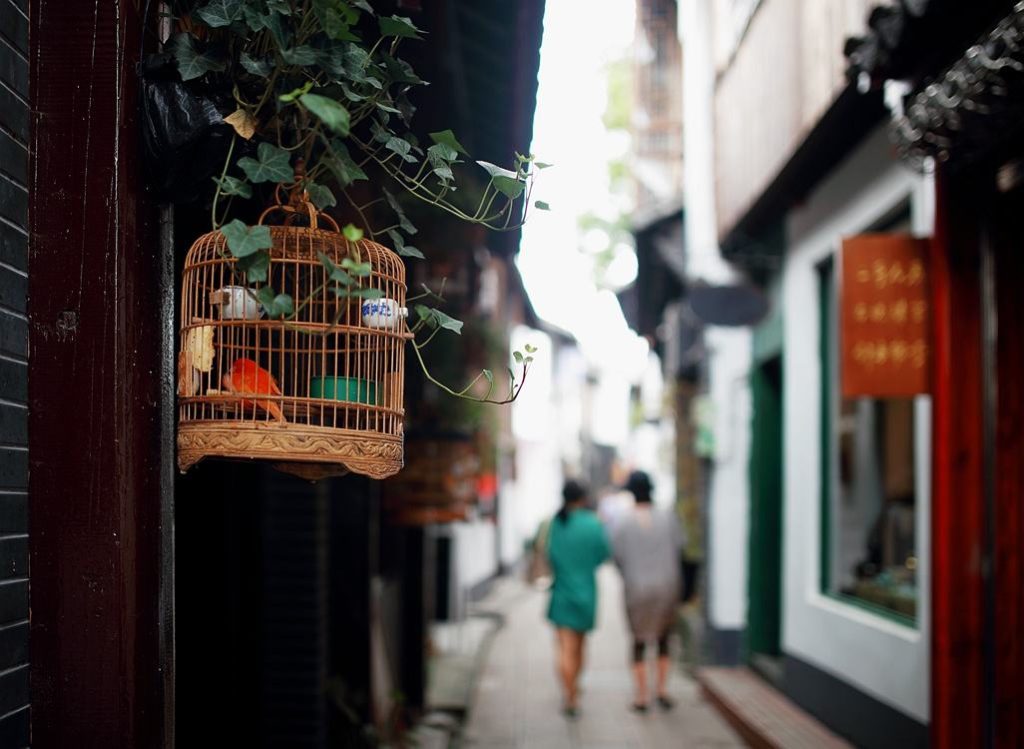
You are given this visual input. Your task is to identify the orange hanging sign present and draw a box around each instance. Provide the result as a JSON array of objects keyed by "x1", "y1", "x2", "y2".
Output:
[{"x1": 841, "y1": 234, "x2": 930, "y2": 398}]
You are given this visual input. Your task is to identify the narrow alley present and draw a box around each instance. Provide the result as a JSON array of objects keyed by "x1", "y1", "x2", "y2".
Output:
[{"x1": 459, "y1": 568, "x2": 743, "y2": 749}]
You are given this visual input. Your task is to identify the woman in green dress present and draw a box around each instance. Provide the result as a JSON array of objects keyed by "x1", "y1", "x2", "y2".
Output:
[{"x1": 546, "y1": 479, "x2": 611, "y2": 717}]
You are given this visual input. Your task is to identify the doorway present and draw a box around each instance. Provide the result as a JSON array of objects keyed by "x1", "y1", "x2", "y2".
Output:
[{"x1": 747, "y1": 355, "x2": 784, "y2": 677}]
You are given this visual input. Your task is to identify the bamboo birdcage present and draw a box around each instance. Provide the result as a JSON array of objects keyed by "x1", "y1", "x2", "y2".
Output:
[{"x1": 177, "y1": 189, "x2": 409, "y2": 479}]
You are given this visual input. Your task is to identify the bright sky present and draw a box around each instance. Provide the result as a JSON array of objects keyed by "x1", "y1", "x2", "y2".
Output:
[{"x1": 518, "y1": 0, "x2": 650, "y2": 382}]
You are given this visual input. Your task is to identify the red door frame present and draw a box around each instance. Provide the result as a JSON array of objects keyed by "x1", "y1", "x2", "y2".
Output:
[
  {"x1": 931, "y1": 165, "x2": 1024, "y2": 748},
  {"x1": 930, "y1": 172, "x2": 986, "y2": 749}
]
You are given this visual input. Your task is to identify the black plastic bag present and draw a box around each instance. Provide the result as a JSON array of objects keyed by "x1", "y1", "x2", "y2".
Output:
[{"x1": 140, "y1": 53, "x2": 234, "y2": 203}]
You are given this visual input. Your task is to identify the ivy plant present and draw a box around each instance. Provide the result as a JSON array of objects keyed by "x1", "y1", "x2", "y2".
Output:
[{"x1": 168, "y1": 0, "x2": 546, "y2": 402}]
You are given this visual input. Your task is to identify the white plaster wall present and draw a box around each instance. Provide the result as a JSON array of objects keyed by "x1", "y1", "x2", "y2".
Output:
[
  {"x1": 782, "y1": 126, "x2": 933, "y2": 723},
  {"x1": 454, "y1": 520, "x2": 498, "y2": 592},
  {"x1": 498, "y1": 333, "x2": 579, "y2": 570},
  {"x1": 705, "y1": 326, "x2": 753, "y2": 630},
  {"x1": 682, "y1": 0, "x2": 753, "y2": 632}
]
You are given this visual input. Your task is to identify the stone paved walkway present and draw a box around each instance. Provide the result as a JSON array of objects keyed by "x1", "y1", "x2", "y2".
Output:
[{"x1": 458, "y1": 567, "x2": 745, "y2": 749}]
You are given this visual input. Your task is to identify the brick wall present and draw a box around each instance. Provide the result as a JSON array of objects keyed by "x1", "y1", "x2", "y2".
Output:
[{"x1": 0, "y1": 0, "x2": 30, "y2": 745}]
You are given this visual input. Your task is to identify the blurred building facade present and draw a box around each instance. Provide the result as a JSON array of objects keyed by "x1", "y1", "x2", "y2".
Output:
[{"x1": 677, "y1": 0, "x2": 1024, "y2": 747}]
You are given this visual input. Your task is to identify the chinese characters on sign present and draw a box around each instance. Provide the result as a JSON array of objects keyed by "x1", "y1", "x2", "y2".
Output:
[{"x1": 841, "y1": 234, "x2": 930, "y2": 398}]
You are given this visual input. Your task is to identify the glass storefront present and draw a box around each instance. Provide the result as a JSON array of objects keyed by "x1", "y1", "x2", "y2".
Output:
[{"x1": 819, "y1": 256, "x2": 925, "y2": 623}]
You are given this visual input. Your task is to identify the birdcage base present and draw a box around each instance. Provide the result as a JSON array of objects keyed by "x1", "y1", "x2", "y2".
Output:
[{"x1": 177, "y1": 422, "x2": 403, "y2": 479}]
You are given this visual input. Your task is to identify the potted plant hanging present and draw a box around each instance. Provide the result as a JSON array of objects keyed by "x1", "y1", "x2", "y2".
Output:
[{"x1": 161, "y1": 0, "x2": 543, "y2": 478}]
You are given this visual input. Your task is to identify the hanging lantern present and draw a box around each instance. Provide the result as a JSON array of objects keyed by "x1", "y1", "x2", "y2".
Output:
[{"x1": 177, "y1": 192, "x2": 409, "y2": 479}]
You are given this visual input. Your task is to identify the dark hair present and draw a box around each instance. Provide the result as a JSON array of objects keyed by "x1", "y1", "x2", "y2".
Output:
[
  {"x1": 625, "y1": 471, "x2": 653, "y2": 504},
  {"x1": 557, "y1": 479, "x2": 589, "y2": 523}
]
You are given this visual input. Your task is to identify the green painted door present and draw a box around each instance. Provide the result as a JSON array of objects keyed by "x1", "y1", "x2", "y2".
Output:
[{"x1": 747, "y1": 356, "x2": 783, "y2": 656}]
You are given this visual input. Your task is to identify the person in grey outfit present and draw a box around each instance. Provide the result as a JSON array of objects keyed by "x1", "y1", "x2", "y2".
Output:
[{"x1": 611, "y1": 471, "x2": 683, "y2": 712}]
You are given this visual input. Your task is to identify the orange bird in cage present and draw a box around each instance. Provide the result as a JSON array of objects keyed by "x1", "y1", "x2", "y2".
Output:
[{"x1": 222, "y1": 358, "x2": 286, "y2": 423}]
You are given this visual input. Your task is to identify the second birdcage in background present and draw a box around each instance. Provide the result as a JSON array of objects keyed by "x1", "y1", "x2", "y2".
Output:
[{"x1": 177, "y1": 193, "x2": 409, "y2": 479}]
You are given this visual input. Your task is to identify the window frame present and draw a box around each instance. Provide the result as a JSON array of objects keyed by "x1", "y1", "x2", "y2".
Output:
[{"x1": 817, "y1": 202, "x2": 928, "y2": 629}]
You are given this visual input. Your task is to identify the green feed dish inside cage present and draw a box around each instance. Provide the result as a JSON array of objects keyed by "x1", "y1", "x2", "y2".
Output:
[{"x1": 311, "y1": 377, "x2": 378, "y2": 405}]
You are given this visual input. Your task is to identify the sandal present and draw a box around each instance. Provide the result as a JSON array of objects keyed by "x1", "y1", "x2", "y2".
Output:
[
  {"x1": 630, "y1": 702, "x2": 648, "y2": 714},
  {"x1": 562, "y1": 705, "x2": 579, "y2": 720},
  {"x1": 656, "y1": 695, "x2": 675, "y2": 710}
]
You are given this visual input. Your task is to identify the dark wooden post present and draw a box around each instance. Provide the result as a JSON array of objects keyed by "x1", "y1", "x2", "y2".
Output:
[
  {"x1": 28, "y1": 1, "x2": 173, "y2": 746},
  {"x1": 930, "y1": 171, "x2": 985, "y2": 749}
]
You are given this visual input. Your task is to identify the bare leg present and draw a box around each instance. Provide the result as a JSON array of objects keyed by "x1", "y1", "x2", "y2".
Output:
[
  {"x1": 656, "y1": 655, "x2": 671, "y2": 698},
  {"x1": 556, "y1": 628, "x2": 584, "y2": 710},
  {"x1": 631, "y1": 640, "x2": 648, "y2": 708},
  {"x1": 632, "y1": 661, "x2": 649, "y2": 707},
  {"x1": 572, "y1": 631, "x2": 586, "y2": 701},
  {"x1": 655, "y1": 634, "x2": 674, "y2": 708}
]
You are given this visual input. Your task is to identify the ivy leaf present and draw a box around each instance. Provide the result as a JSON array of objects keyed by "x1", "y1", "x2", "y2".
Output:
[
  {"x1": 352, "y1": 0, "x2": 374, "y2": 13},
  {"x1": 212, "y1": 175, "x2": 253, "y2": 199},
  {"x1": 326, "y1": 143, "x2": 368, "y2": 187},
  {"x1": 415, "y1": 305, "x2": 437, "y2": 329},
  {"x1": 379, "y1": 15, "x2": 423, "y2": 39},
  {"x1": 494, "y1": 176, "x2": 526, "y2": 199},
  {"x1": 256, "y1": 286, "x2": 294, "y2": 319},
  {"x1": 240, "y1": 52, "x2": 271, "y2": 77},
  {"x1": 476, "y1": 161, "x2": 518, "y2": 180},
  {"x1": 429, "y1": 129, "x2": 468, "y2": 156},
  {"x1": 318, "y1": 252, "x2": 353, "y2": 285},
  {"x1": 242, "y1": 7, "x2": 267, "y2": 30},
  {"x1": 477, "y1": 161, "x2": 526, "y2": 199},
  {"x1": 385, "y1": 136, "x2": 417, "y2": 163},
  {"x1": 314, "y1": 0, "x2": 361, "y2": 41},
  {"x1": 385, "y1": 230, "x2": 425, "y2": 260},
  {"x1": 534, "y1": 200, "x2": 550, "y2": 211},
  {"x1": 236, "y1": 251, "x2": 270, "y2": 283},
  {"x1": 347, "y1": 287, "x2": 385, "y2": 299},
  {"x1": 223, "y1": 109, "x2": 257, "y2": 139},
  {"x1": 342, "y1": 224, "x2": 364, "y2": 242},
  {"x1": 524, "y1": 343, "x2": 538, "y2": 353},
  {"x1": 172, "y1": 34, "x2": 226, "y2": 81},
  {"x1": 535, "y1": 162, "x2": 553, "y2": 170},
  {"x1": 299, "y1": 93, "x2": 350, "y2": 135},
  {"x1": 432, "y1": 165, "x2": 454, "y2": 182},
  {"x1": 305, "y1": 181, "x2": 336, "y2": 209},
  {"x1": 381, "y1": 53, "x2": 424, "y2": 86},
  {"x1": 220, "y1": 220, "x2": 271, "y2": 258},
  {"x1": 237, "y1": 142, "x2": 294, "y2": 184},
  {"x1": 413, "y1": 306, "x2": 462, "y2": 334},
  {"x1": 397, "y1": 245, "x2": 425, "y2": 260},
  {"x1": 338, "y1": 83, "x2": 363, "y2": 101},
  {"x1": 383, "y1": 188, "x2": 417, "y2": 235},
  {"x1": 513, "y1": 350, "x2": 524, "y2": 364},
  {"x1": 327, "y1": 19, "x2": 361, "y2": 42},
  {"x1": 433, "y1": 309, "x2": 463, "y2": 334},
  {"x1": 262, "y1": 11, "x2": 290, "y2": 47},
  {"x1": 281, "y1": 46, "x2": 318, "y2": 66},
  {"x1": 427, "y1": 143, "x2": 459, "y2": 165},
  {"x1": 340, "y1": 257, "x2": 372, "y2": 276},
  {"x1": 195, "y1": 0, "x2": 243, "y2": 28},
  {"x1": 482, "y1": 369, "x2": 493, "y2": 385}
]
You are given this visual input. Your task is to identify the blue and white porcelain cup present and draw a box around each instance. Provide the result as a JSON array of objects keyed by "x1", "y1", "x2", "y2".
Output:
[{"x1": 361, "y1": 298, "x2": 408, "y2": 329}]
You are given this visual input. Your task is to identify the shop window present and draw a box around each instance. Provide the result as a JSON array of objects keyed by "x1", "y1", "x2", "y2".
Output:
[{"x1": 818, "y1": 252, "x2": 924, "y2": 624}]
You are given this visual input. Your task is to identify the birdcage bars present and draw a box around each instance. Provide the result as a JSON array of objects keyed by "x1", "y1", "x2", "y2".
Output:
[{"x1": 177, "y1": 195, "x2": 409, "y2": 479}]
